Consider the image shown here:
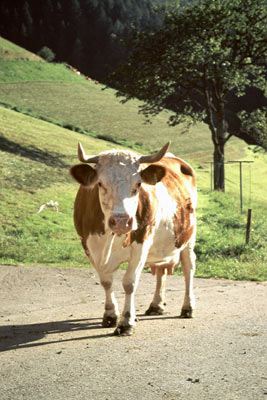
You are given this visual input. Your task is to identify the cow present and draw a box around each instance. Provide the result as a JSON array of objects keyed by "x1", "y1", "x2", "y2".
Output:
[{"x1": 70, "y1": 142, "x2": 197, "y2": 335}]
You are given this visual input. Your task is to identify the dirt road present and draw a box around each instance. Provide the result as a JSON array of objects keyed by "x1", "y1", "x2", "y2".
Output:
[{"x1": 0, "y1": 264, "x2": 266, "y2": 400}]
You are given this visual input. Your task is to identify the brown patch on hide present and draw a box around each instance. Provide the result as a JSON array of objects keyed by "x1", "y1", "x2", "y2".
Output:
[
  {"x1": 73, "y1": 184, "x2": 105, "y2": 240},
  {"x1": 130, "y1": 187, "x2": 156, "y2": 244},
  {"x1": 154, "y1": 157, "x2": 196, "y2": 250},
  {"x1": 81, "y1": 238, "x2": 91, "y2": 259},
  {"x1": 174, "y1": 221, "x2": 194, "y2": 249},
  {"x1": 123, "y1": 233, "x2": 131, "y2": 248},
  {"x1": 161, "y1": 156, "x2": 196, "y2": 187},
  {"x1": 185, "y1": 198, "x2": 194, "y2": 213},
  {"x1": 172, "y1": 199, "x2": 194, "y2": 249}
]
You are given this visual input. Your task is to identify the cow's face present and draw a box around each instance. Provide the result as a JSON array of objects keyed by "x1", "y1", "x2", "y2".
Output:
[{"x1": 70, "y1": 150, "x2": 166, "y2": 235}]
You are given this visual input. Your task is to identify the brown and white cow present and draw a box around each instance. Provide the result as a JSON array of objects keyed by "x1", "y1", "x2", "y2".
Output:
[{"x1": 70, "y1": 142, "x2": 197, "y2": 335}]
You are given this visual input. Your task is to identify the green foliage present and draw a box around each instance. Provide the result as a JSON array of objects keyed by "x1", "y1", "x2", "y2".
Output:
[
  {"x1": 110, "y1": 0, "x2": 267, "y2": 191},
  {"x1": 37, "y1": 46, "x2": 55, "y2": 62},
  {"x1": 239, "y1": 108, "x2": 267, "y2": 151},
  {"x1": 111, "y1": 0, "x2": 266, "y2": 124}
]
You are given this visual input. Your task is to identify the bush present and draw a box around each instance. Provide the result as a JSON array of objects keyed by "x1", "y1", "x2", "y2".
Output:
[{"x1": 37, "y1": 46, "x2": 55, "y2": 62}]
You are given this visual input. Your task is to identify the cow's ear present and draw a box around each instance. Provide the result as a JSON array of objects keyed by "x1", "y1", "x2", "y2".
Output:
[
  {"x1": 70, "y1": 164, "x2": 97, "y2": 186},
  {"x1": 140, "y1": 165, "x2": 166, "y2": 185}
]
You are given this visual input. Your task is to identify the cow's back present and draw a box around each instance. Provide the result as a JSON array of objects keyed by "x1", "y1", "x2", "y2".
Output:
[{"x1": 156, "y1": 156, "x2": 196, "y2": 206}]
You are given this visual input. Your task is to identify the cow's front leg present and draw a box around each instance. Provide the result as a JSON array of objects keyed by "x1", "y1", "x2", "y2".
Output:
[
  {"x1": 145, "y1": 266, "x2": 168, "y2": 315},
  {"x1": 114, "y1": 245, "x2": 148, "y2": 336},
  {"x1": 98, "y1": 271, "x2": 119, "y2": 328},
  {"x1": 180, "y1": 240, "x2": 196, "y2": 318},
  {"x1": 113, "y1": 267, "x2": 142, "y2": 336}
]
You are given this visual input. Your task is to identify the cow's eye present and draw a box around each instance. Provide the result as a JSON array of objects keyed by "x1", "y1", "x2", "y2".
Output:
[
  {"x1": 98, "y1": 181, "x2": 107, "y2": 191},
  {"x1": 131, "y1": 182, "x2": 141, "y2": 195}
]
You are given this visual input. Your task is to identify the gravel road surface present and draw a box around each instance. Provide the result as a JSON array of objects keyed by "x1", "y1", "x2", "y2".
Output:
[{"x1": 0, "y1": 264, "x2": 266, "y2": 400}]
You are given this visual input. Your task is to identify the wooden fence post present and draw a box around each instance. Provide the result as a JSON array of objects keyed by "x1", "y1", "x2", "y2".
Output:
[{"x1": 245, "y1": 209, "x2": 252, "y2": 245}]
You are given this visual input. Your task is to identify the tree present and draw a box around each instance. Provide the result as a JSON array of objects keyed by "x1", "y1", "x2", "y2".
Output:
[
  {"x1": 109, "y1": 0, "x2": 267, "y2": 190},
  {"x1": 22, "y1": 1, "x2": 33, "y2": 36},
  {"x1": 37, "y1": 46, "x2": 55, "y2": 62},
  {"x1": 239, "y1": 108, "x2": 267, "y2": 151}
]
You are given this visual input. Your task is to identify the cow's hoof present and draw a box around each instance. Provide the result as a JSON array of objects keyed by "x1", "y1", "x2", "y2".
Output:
[
  {"x1": 180, "y1": 308, "x2": 193, "y2": 318},
  {"x1": 145, "y1": 305, "x2": 165, "y2": 316},
  {"x1": 102, "y1": 315, "x2": 118, "y2": 328},
  {"x1": 113, "y1": 325, "x2": 134, "y2": 336}
]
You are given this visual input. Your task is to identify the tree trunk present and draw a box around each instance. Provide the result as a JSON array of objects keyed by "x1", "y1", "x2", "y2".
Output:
[
  {"x1": 213, "y1": 141, "x2": 225, "y2": 191},
  {"x1": 204, "y1": 90, "x2": 227, "y2": 191},
  {"x1": 213, "y1": 106, "x2": 226, "y2": 191}
]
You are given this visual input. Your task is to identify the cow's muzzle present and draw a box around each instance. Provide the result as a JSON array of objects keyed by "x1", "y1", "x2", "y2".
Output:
[{"x1": 108, "y1": 214, "x2": 133, "y2": 235}]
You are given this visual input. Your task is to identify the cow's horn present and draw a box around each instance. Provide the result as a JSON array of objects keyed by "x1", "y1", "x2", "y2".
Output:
[
  {"x1": 78, "y1": 142, "x2": 99, "y2": 163},
  {"x1": 139, "y1": 142, "x2": 170, "y2": 164}
]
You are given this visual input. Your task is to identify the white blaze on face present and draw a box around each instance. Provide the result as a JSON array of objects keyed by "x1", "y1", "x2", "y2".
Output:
[{"x1": 96, "y1": 150, "x2": 141, "y2": 233}]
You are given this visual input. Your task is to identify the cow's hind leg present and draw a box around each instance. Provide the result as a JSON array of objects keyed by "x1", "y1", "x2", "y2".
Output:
[
  {"x1": 98, "y1": 271, "x2": 119, "y2": 328},
  {"x1": 145, "y1": 267, "x2": 168, "y2": 315},
  {"x1": 180, "y1": 240, "x2": 196, "y2": 318}
]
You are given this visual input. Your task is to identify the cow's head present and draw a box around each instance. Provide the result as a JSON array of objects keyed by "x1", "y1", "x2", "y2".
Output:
[{"x1": 70, "y1": 142, "x2": 170, "y2": 235}]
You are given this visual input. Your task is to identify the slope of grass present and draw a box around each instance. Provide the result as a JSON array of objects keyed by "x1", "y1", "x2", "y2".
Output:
[
  {"x1": 0, "y1": 106, "x2": 122, "y2": 268},
  {"x1": 0, "y1": 61, "x2": 88, "y2": 83},
  {"x1": 0, "y1": 36, "x2": 43, "y2": 61},
  {"x1": 0, "y1": 40, "x2": 247, "y2": 160},
  {"x1": 0, "y1": 79, "x2": 213, "y2": 153},
  {"x1": 0, "y1": 78, "x2": 248, "y2": 160},
  {"x1": 1, "y1": 106, "x2": 266, "y2": 280}
]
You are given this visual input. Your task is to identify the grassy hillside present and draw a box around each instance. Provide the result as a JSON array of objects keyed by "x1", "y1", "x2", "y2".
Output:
[
  {"x1": 0, "y1": 37, "x2": 246, "y2": 161},
  {"x1": 0, "y1": 106, "x2": 120, "y2": 268},
  {"x1": 0, "y1": 61, "x2": 88, "y2": 84},
  {"x1": 0, "y1": 36, "x2": 43, "y2": 61},
  {"x1": 0, "y1": 38, "x2": 266, "y2": 280}
]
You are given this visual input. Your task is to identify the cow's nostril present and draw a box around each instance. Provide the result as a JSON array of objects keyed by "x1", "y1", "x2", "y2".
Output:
[
  {"x1": 127, "y1": 217, "x2": 133, "y2": 228},
  {"x1": 109, "y1": 216, "x2": 116, "y2": 227}
]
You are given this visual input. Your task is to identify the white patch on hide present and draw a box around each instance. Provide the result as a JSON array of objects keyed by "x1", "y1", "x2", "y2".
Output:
[
  {"x1": 146, "y1": 182, "x2": 180, "y2": 265},
  {"x1": 87, "y1": 232, "x2": 130, "y2": 271}
]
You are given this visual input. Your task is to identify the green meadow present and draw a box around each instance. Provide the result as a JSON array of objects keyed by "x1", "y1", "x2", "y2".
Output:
[{"x1": 0, "y1": 37, "x2": 266, "y2": 280}]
